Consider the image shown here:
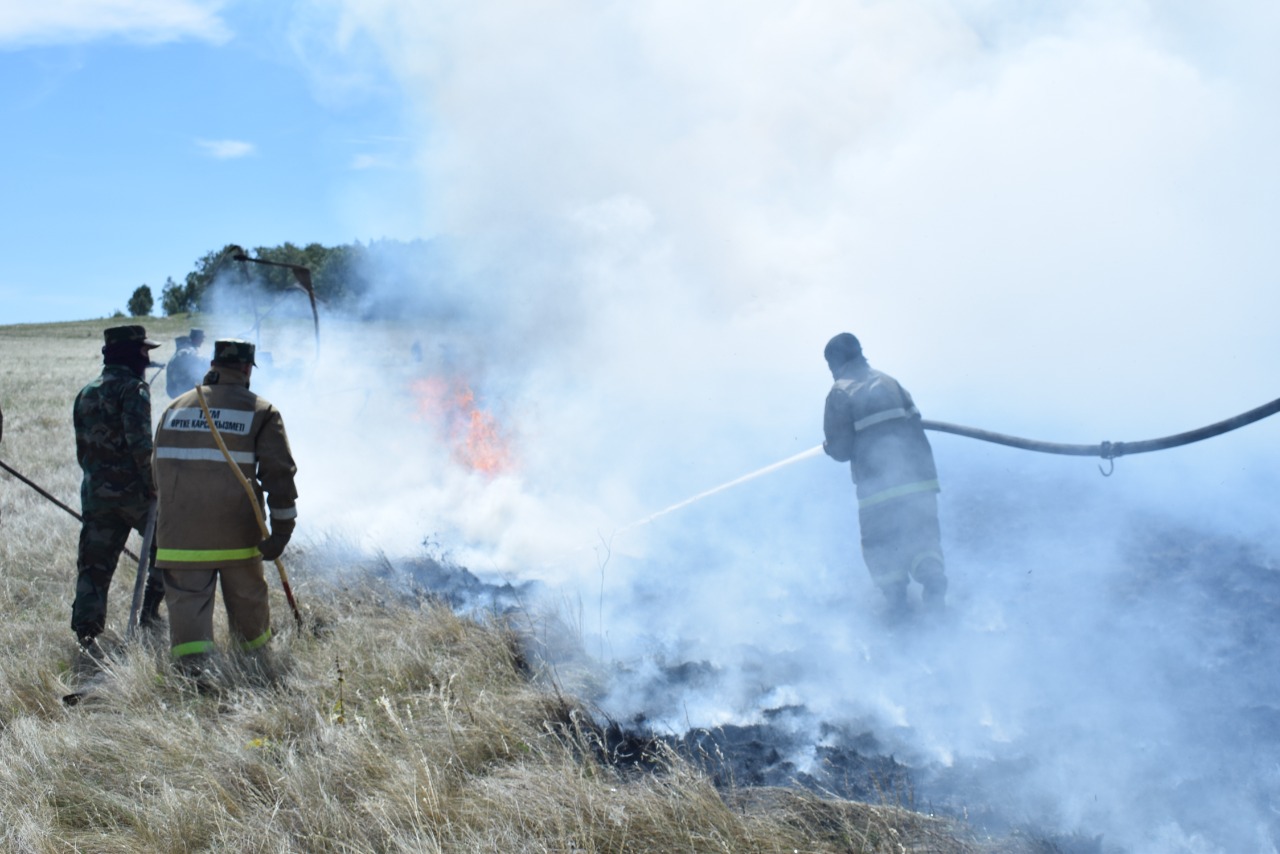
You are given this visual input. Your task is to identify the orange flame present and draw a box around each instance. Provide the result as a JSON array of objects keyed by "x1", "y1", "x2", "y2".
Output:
[{"x1": 410, "y1": 376, "x2": 514, "y2": 475}]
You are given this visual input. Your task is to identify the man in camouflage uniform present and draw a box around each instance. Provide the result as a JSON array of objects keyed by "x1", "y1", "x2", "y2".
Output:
[
  {"x1": 822, "y1": 332, "x2": 947, "y2": 617},
  {"x1": 72, "y1": 325, "x2": 166, "y2": 652},
  {"x1": 165, "y1": 328, "x2": 206, "y2": 398},
  {"x1": 154, "y1": 338, "x2": 298, "y2": 670}
]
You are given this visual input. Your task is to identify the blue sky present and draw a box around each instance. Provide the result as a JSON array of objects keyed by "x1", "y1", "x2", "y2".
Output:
[
  {"x1": 1, "y1": 3, "x2": 422, "y2": 324},
  {"x1": 3, "y1": 1, "x2": 1279, "y2": 436}
]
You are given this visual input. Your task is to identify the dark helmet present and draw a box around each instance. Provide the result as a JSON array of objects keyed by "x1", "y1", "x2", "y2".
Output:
[
  {"x1": 823, "y1": 332, "x2": 862, "y2": 369},
  {"x1": 211, "y1": 339, "x2": 257, "y2": 367}
]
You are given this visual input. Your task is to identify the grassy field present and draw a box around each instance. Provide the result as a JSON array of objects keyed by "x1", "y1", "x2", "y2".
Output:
[{"x1": 0, "y1": 317, "x2": 1052, "y2": 853}]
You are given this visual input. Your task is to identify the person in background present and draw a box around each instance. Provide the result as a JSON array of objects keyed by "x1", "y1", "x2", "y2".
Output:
[
  {"x1": 821, "y1": 332, "x2": 948, "y2": 618},
  {"x1": 153, "y1": 339, "x2": 298, "y2": 677},
  {"x1": 165, "y1": 328, "x2": 206, "y2": 398},
  {"x1": 72, "y1": 325, "x2": 166, "y2": 656}
]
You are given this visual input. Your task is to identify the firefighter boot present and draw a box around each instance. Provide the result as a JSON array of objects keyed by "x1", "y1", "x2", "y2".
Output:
[
  {"x1": 921, "y1": 575, "x2": 948, "y2": 616},
  {"x1": 76, "y1": 635, "x2": 106, "y2": 667},
  {"x1": 176, "y1": 653, "x2": 222, "y2": 696},
  {"x1": 913, "y1": 556, "x2": 947, "y2": 616},
  {"x1": 881, "y1": 584, "x2": 910, "y2": 622}
]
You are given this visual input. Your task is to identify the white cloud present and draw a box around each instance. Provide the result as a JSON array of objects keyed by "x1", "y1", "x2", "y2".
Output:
[
  {"x1": 0, "y1": 0, "x2": 231, "y2": 47},
  {"x1": 350, "y1": 152, "x2": 393, "y2": 170},
  {"x1": 196, "y1": 138, "x2": 255, "y2": 159}
]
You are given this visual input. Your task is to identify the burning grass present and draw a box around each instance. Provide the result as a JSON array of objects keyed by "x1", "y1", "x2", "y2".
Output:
[
  {"x1": 1, "y1": 319, "x2": 1061, "y2": 852},
  {"x1": 410, "y1": 375, "x2": 515, "y2": 476}
]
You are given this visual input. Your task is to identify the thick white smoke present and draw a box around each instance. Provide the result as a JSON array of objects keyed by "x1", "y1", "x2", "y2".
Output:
[{"x1": 237, "y1": 3, "x2": 1280, "y2": 851}]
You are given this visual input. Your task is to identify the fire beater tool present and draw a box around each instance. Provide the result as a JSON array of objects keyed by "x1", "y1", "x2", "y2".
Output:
[
  {"x1": 193, "y1": 386, "x2": 304, "y2": 630},
  {"x1": 126, "y1": 499, "x2": 159, "y2": 639},
  {"x1": 227, "y1": 246, "x2": 320, "y2": 359}
]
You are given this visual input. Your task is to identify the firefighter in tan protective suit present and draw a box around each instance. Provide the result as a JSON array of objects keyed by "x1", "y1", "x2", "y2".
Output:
[
  {"x1": 153, "y1": 339, "x2": 298, "y2": 670},
  {"x1": 822, "y1": 333, "x2": 947, "y2": 617}
]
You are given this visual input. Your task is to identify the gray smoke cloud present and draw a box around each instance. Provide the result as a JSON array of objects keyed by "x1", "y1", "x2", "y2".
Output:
[{"x1": 229, "y1": 3, "x2": 1280, "y2": 851}]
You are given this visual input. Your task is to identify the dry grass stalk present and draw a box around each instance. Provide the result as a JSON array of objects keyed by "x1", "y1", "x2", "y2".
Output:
[{"x1": 2, "y1": 319, "x2": 1052, "y2": 853}]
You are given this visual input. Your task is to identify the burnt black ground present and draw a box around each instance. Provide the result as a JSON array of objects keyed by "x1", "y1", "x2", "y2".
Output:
[{"x1": 389, "y1": 507, "x2": 1280, "y2": 854}]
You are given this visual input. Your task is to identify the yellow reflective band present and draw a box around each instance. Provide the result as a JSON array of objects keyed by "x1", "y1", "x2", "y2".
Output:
[
  {"x1": 239, "y1": 629, "x2": 272, "y2": 652},
  {"x1": 858, "y1": 479, "x2": 940, "y2": 510},
  {"x1": 157, "y1": 546, "x2": 261, "y2": 562},
  {"x1": 853, "y1": 406, "x2": 920, "y2": 432},
  {"x1": 172, "y1": 640, "x2": 216, "y2": 659},
  {"x1": 911, "y1": 550, "x2": 946, "y2": 574}
]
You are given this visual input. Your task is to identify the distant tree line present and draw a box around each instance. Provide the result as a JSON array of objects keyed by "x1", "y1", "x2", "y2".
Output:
[{"x1": 157, "y1": 239, "x2": 440, "y2": 317}]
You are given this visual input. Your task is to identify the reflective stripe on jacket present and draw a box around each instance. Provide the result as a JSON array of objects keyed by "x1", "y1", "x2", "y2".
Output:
[
  {"x1": 153, "y1": 368, "x2": 298, "y2": 570},
  {"x1": 822, "y1": 359, "x2": 939, "y2": 510}
]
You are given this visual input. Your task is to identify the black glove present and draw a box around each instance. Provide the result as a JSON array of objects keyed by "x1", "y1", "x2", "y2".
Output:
[{"x1": 259, "y1": 518, "x2": 295, "y2": 561}]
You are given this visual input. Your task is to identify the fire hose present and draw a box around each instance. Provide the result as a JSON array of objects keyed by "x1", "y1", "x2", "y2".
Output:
[
  {"x1": 626, "y1": 394, "x2": 1280, "y2": 531},
  {"x1": 921, "y1": 393, "x2": 1280, "y2": 476},
  {"x1": 0, "y1": 457, "x2": 142, "y2": 563},
  {"x1": 193, "y1": 387, "x2": 303, "y2": 630}
]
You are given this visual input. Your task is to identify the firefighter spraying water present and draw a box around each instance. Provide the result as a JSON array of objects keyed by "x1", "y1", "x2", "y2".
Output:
[
  {"x1": 609, "y1": 331, "x2": 1280, "y2": 621},
  {"x1": 821, "y1": 333, "x2": 947, "y2": 617}
]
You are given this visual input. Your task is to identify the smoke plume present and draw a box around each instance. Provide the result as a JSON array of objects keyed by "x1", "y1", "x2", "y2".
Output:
[{"x1": 223, "y1": 3, "x2": 1280, "y2": 851}]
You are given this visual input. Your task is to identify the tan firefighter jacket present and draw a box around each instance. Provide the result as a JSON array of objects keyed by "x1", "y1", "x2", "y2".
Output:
[{"x1": 153, "y1": 367, "x2": 298, "y2": 570}]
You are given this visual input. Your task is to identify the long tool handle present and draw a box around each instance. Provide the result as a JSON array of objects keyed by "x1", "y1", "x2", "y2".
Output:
[
  {"x1": 0, "y1": 457, "x2": 142, "y2": 563},
  {"x1": 194, "y1": 388, "x2": 303, "y2": 630},
  {"x1": 126, "y1": 499, "x2": 158, "y2": 639}
]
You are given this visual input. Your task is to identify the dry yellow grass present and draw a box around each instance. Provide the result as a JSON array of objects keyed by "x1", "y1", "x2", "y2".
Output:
[{"x1": 1, "y1": 318, "x2": 1043, "y2": 853}]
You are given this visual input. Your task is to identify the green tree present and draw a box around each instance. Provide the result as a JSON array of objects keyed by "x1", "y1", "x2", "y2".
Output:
[
  {"x1": 161, "y1": 276, "x2": 188, "y2": 316},
  {"x1": 127, "y1": 285, "x2": 154, "y2": 317}
]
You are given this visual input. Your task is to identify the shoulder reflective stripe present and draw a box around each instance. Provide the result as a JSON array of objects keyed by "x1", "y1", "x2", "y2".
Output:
[
  {"x1": 157, "y1": 546, "x2": 262, "y2": 562},
  {"x1": 239, "y1": 629, "x2": 272, "y2": 651},
  {"x1": 858, "y1": 479, "x2": 940, "y2": 509},
  {"x1": 156, "y1": 447, "x2": 256, "y2": 465},
  {"x1": 270, "y1": 506, "x2": 298, "y2": 520},
  {"x1": 853, "y1": 405, "x2": 920, "y2": 431},
  {"x1": 171, "y1": 640, "x2": 216, "y2": 659}
]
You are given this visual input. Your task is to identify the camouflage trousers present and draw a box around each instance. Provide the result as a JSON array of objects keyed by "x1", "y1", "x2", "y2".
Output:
[
  {"x1": 73, "y1": 502, "x2": 163, "y2": 641},
  {"x1": 858, "y1": 491, "x2": 946, "y2": 597}
]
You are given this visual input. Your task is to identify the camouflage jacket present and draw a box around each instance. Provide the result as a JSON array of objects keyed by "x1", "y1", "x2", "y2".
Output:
[{"x1": 74, "y1": 365, "x2": 156, "y2": 512}]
